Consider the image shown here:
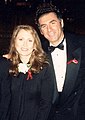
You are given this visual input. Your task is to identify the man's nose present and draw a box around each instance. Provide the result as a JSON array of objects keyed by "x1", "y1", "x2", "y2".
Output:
[{"x1": 47, "y1": 25, "x2": 51, "y2": 32}]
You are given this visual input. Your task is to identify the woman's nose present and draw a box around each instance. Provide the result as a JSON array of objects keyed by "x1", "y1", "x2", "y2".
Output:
[{"x1": 23, "y1": 41, "x2": 27, "y2": 46}]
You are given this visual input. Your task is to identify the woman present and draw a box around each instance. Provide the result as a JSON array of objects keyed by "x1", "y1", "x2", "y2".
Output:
[{"x1": 6, "y1": 25, "x2": 54, "y2": 120}]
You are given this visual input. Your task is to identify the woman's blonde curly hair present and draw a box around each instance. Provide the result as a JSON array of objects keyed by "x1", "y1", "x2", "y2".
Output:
[{"x1": 9, "y1": 25, "x2": 49, "y2": 76}]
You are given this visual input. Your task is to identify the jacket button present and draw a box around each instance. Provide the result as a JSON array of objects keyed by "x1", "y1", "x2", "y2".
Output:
[
  {"x1": 67, "y1": 108, "x2": 71, "y2": 111},
  {"x1": 74, "y1": 92, "x2": 77, "y2": 95},
  {"x1": 56, "y1": 110, "x2": 59, "y2": 113}
]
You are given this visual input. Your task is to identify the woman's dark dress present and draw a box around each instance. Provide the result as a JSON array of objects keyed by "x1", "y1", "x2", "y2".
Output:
[{"x1": 9, "y1": 62, "x2": 54, "y2": 120}]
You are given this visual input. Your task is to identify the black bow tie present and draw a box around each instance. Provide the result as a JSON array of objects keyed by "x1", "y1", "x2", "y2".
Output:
[{"x1": 48, "y1": 40, "x2": 64, "y2": 53}]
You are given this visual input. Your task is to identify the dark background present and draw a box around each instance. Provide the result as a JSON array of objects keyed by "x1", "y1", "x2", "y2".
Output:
[{"x1": 0, "y1": 0, "x2": 85, "y2": 55}]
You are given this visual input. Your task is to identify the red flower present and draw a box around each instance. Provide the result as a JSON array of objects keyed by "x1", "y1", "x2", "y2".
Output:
[
  {"x1": 27, "y1": 70, "x2": 32, "y2": 80},
  {"x1": 67, "y1": 58, "x2": 78, "y2": 64}
]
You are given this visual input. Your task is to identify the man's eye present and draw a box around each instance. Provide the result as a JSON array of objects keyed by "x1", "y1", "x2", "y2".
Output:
[
  {"x1": 51, "y1": 22, "x2": 56, "y2": 24},
  {"x1": 41, "y1": 25, "x2": 46, "y2": 29}
]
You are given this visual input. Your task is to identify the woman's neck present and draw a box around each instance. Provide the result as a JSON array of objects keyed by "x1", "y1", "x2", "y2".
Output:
[{"x1": 20, "y1": 56, "x2": 30, "y2": 64}]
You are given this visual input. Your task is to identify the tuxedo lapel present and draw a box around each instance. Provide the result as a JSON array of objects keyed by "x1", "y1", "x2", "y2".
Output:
[
  {"x1": 48, "y1": 53, "x2": 59, "y2": 103},
  {"x1": 60, "y1": 39, "x2": 81, "y2": 104}
]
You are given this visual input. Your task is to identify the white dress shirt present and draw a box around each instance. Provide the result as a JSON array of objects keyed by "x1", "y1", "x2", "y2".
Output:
[{"x1": 51, "y1": 39, "x2": 67, "y2": 92}]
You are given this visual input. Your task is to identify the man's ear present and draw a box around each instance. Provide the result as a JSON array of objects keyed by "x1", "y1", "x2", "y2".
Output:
[
  {"x1": 40, "y1": 29, "x2": 44, "y2": 35},
  {"x1": 60, "y1": 19, "x2": 64, "y2": 28}
]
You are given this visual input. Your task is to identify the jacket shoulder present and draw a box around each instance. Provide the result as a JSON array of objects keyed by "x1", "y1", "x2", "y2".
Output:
[{"x1": 0, "y1": 56, "x2": 10, "y2": 71}]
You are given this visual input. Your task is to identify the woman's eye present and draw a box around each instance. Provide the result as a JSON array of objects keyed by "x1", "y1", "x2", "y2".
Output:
[
  {"x1": 29, "y1": 39, "x2": 32, "y2": 42},
  {"x1": 19, "y1": 38, "x2": 23, "y2": 41}
]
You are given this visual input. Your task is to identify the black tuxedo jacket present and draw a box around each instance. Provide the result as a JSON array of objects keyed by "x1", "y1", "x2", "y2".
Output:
[{"x1": 47, "y1": 33, "x2": 85, "y2": 120}]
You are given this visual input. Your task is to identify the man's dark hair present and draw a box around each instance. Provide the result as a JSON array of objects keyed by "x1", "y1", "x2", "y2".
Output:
[{"x1": 35, "y1": 3, "x2": 62, "y2": 25}]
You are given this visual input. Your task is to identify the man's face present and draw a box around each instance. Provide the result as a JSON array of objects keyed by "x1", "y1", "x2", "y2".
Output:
[{"x1": 38, "y1": 12, "x2": 64, "y2": 45}]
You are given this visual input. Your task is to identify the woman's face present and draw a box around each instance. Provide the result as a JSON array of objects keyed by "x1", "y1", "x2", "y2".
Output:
[{"x1": 15, "y1": 29, "x2": 34, "y2": 58}]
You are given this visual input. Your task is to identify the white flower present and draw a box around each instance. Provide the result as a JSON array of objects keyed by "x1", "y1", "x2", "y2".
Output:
[{"x1": 18, "y1": 63, "x2": 31, "y2": 74}]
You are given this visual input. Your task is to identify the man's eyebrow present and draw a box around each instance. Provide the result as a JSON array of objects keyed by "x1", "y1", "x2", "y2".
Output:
[
  {"x1": 49, "y1": 20, "x2": 57, "y2": 23},
  {"x1": 40, "y1": 20, "x2": 57, "y2": 26}
]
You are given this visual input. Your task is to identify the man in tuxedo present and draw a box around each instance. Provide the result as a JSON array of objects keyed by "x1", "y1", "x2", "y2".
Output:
[{"x1": 35, "y1": 3, "x2": 85, "y2": 120}]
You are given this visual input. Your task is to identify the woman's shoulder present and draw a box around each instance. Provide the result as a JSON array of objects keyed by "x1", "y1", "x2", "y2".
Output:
[
  {"x1": 0, "y1": 56, "x2": 10, "y2": 62},
  {"x1": 41, "y1": 63, "x2": 52, "y2": 74},
  {"x1": 0, "y1": 56, "x2": 10, "y2": 68}
]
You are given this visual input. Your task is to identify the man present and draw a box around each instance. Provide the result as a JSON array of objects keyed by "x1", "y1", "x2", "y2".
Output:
[{"x1": 35, "y1": 3, "x2": 85, "y2": 120}]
